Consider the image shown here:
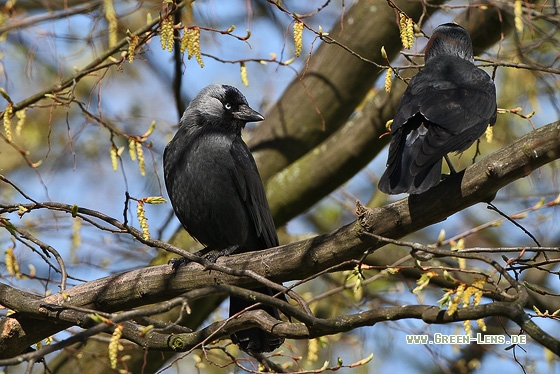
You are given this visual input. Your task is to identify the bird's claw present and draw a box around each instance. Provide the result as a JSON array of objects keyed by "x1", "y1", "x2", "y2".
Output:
[
  {"x1": 168, "y1": 246, "x2": 212, "y2": 274},
  {"x1": 203, "y1": 245, "x2": 240, "y2": 263},
  {"x1": 168, "y1": 245, "x2": 240, "y2": 274},
  {"x1": 168, "y1": 257, "x2": 188, "y2": 274},
  {"x1": 202, "y1": 252, "x2": 222, "y2": 264}
]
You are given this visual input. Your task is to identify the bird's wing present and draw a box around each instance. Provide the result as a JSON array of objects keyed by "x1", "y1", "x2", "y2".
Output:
[
  {"x1": 229, "y1": 138, "x2": 279, "y2": 249},
  {"x1": 421, "y1": 71, "x2": 496, "y2": 132},
  {"x1": 395, "y1": 61, "x2": 496, "y2": 132},
  {"x1": 392, "y1": 58, "x2": 496, "y2": 172}
]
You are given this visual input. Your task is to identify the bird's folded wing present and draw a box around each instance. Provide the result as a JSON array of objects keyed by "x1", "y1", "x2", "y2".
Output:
[{"x1": 229, "y1": 138, "x2": 279, "y2": 249}]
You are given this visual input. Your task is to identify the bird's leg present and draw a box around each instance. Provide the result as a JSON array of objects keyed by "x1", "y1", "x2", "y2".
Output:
[
  {"x1": 444, "y1": 154, "x2": 457, "y2": 174},
  {"x1": 440, "y1": 154, "x2": 458, "y2": 182},
  {"x1": 169, "y1": 245, "x2": 241, "y2": 273},
  {"x1": 168, "y1": 257, "x2": 186, "y2": 272},
  {"x1": 204, "y1": 245, "x2": 240, "y2": 263},
  {"x1": 169, "y1": 246, "x2": 215, "y2": 272},
  {"x1": 193, "y1": 246, "x2": 217, "y2": 258}
]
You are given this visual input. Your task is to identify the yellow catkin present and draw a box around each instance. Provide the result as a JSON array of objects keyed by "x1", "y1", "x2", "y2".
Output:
[
  {"x1": 128, "y1": 139, "x2": 137, "y2": 161},
  {"x1": 110, "y1": 145, "x2": 119, "y2": 171},
  {"x1": 160, "y1": 18, "x2": 168, "y2": 50},
  {"x1": 180, "y1": 27, "x2": 189, "y2": 53},
  {"x1": 184, "y1": 28, "x2": 203, "y2": 67},
  {"x1": 194, "y1": 39, "x2": 204, "y2": 67},
  {"x1": 463, "y1": 319, "x2": 472, "y2": 336},
  {"x1": 160, "y1": 16, "x2": 174, "y2": 52},
  {"x1": 514, "y1": 0, "x2": 523, "y2": 33},
  {"x1": 384, "y1": 68, "x2": 393, "y2": 93},
  {"x1": 406, "y1": 17, "x2": 414, "y2": 47},
  {"x1": 476, "y1": 318, "x2": 487, "y2": 332},
  {"x1": 3, "y1": 103, "x2": 13, "y2": 141},
  {"x1": 136, "y1": 141, "x2": 145, "y2": 176},
  {"x1": 399, "y1": 14, "x2": 414, "y2": 50},
  {"x1": 72, "y1": 219, "x2": 82, "y2": 250},
  {"x1": 240, "y1": 62, "x2": 249, "y2": 87},
  {"x1": 0, "y1": 13, "x2": 6, "y2": 43},
  {"x1": 445, "y1": 279, "x2": 486, "y2": 335},
  {"x1": 307, "y1": 338, "x2": 319, "y2": 363},
  {"x1": 186, "y1": 29, "x2": 196, "y2": 58},
  {"x1": 15, "y1": 109, "x2": 25, "y2": 136},
  {"x1": 5, "y1": 247, "x2": 21, "y2": 279},
  {"x1": 137, "y1": 201, "x2": 149, "y2": 240},
  {"x1": 109, "y1": 324, "x2": 123, "y2": 369},
  {"x1": 485, "y1": 125, "x2": 493, "y2": 143},
  {"x1": 127, "y1": 34, "x2": 139, "y2": 63},
  {"x1": 451, "y1": 238, "x2": 466, "y2": 269},
  {"x1": 447, "y1": 283, "x2": 465, "y2": 316},
  {"x1": 293, "y1": 20, "x2": 303, "y2": 57},
  {"x1": 462, "y1": 286, "x2": 474, "y2": 308},
  {"x1": 472, "y1": 278, "x2": 485, "y2": 306},
  {"x1": 399, "y1": 14, "x2": 407, "y2": 46},
  {"x1": 103, "y1": 0, "x2": 118, "y2": 47},
  {"x1": 166, "y1": 19, "x2": 174, "y2": 53}
]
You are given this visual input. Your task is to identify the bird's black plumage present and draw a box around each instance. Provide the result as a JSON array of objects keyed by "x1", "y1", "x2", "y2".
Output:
[
  {"x1": 163, "y1": 84, "x2": 284, "y2": 353},
  {"x1": 378, "y1": 23, "x2": 497, "y2": 194}
]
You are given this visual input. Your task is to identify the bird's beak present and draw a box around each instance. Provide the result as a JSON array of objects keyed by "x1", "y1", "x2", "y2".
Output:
[{"x1": 234, "y1": 104, "x2": 265, "y2": 122}]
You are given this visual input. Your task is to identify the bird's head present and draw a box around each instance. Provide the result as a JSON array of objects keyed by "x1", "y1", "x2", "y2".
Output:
[
  {"x1": 425, "y1": 23, "x2": 474, "y2": 64},
  {"x1": 180, "y1": 84, "x2": 264, "y2": 135}
]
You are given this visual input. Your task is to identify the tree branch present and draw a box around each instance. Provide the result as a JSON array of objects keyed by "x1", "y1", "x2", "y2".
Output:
[{"x1": 1, "y1": 120, "x2": 559, "y2": 358}]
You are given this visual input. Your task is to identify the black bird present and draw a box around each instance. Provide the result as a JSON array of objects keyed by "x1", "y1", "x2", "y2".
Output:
[
  {"x1": 378, "y1": 23, "x2": 497, "y2": 194},
  {"x1": 163, "y1": 84, "x2": 284, "y2": 353}
]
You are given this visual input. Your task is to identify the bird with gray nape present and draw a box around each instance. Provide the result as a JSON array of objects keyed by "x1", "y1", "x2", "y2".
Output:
[
  {"x1": 378, "y1": 23, "x2": 497, "y2": 195},
  {"x1": 163, "y1": 84, "x2": 285, "y2": 353}
]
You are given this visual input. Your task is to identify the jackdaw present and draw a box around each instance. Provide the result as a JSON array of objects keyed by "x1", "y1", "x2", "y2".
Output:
[
  {"x1": 163, "y1": 84, "x2": 284, "y2": 353},
  {"x1": 378, "y1": 23, "x2": 497, "y2": 194}
]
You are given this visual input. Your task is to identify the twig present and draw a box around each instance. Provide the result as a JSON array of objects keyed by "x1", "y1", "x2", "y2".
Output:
[{"x1": 487, "y1": 202, "x2": 541, "y2": 247}]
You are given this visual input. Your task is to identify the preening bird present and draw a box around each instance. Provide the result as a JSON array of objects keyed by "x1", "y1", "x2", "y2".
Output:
[
  {"x1": 378, "y1": 23, "x2": 497, "y2": 194},
  {"x1": 163, "y1": 84, "x2": 284, "y2": 353}
]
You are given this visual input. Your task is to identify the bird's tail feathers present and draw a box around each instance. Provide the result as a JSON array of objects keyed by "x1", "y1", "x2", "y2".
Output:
[{"x1": 379, "y1": 138, "x2": 443, "y2": 194}]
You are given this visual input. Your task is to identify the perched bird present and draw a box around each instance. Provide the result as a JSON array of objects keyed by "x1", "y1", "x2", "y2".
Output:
[
  {"x1": 163, "y1": 84, "x2": 284, "y2": 353},
  {"x1": 378, "y1": 23, "x2": 497, "y2": 194}
]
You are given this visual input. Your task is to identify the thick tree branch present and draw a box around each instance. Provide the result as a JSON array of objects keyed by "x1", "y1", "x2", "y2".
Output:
[
  {"x1": 1, "y1": 120, "x2": 559, "y2": 358},
  {"x1": 4, "y1": 282, "x2": 559, "y2": 363}
]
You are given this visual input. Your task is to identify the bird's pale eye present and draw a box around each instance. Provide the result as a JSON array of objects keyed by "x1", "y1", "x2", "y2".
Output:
[{"x1": 224, "y1": 103, "x2": 232, "y2": 110}]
